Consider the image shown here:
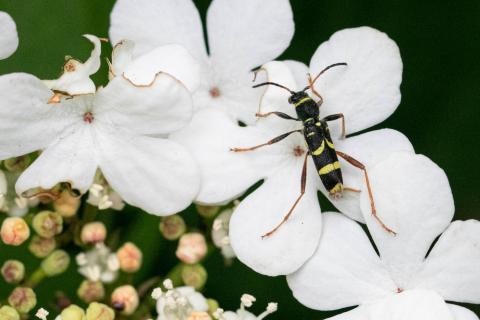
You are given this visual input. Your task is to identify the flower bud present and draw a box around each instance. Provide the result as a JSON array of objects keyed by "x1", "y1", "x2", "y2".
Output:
[
  {"x1": 195, "y1": 204, "x2": 220, "y2": 219},
  {"x1": 0, "y1": 306, "x2": 20, "y2": 320},
  {"x1": 4, "y1": 156, "x2": 30, "y2": 172},
  {"x1": 41, "y1": 250, "x2": 70, "y2": 276},
  {"x1": 187, "y1": 312, "x2": 212, "y2": 320},
  {"x1": 32, "y1": 211, "x2": 63, "y2": 238},
  {"x1": 111, "y1": 285, "x2": 139, "y2": 315},
  {"x1": 8, "y1": 287, "x2": 37, "y2": 314},
  {"x1": 181, "y1": 264, "x2": 207, "y2": 290},
  {"x1": 1, "y1": 260, "x2": 25, "y2": 284},
  {"x1": 77, "y1": 280, "x2": 105, "y2": 303},
  {"x1": 116, "y1": 242, "x2": 142, "y2": 273},
  {"x1": 176, "y1": 233, "x2": 207, "y2": 264},
  {"x1": 85, "y1": 302, "x2": 115, "y2": 320},
  {"x1": 1, "y1": 217, "x2": 30, "y2": 246},
  {"x1": 81, "y1": 222, "x2": 107, "y2": 244},
  {"x1": 54, "y1": 190, "x2": 81, "y2": 217},
  {"x1": 28, "y1": 235, "x2": 56, "y2": 258},
  {"x1": 159, "y1": 215, "x2": 186, "y2": 240},
  {"x1": 60, "y1": 304, "x2": 86, "y2": 320}
]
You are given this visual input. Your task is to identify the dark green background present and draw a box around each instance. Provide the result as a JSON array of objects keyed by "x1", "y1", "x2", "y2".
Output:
[{"x1": 0, "y1": 0, "x2": 479, "y2": 318}]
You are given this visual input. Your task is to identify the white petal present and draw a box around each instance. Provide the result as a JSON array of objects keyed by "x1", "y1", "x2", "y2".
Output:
[
  {"x1": 96, "y1": 129, "x2": 199, "y2": 216},
  {"x1": 310, "y1": 27, "x2": 402, "y2": 134},
  {"x1": 283, "y1": 60, "x2": 309, "y2": 88},
  {"x1": 0, "y1": 73, "x2": 77, "y2": 159},
  {"x1": 359, "y1": 153, "x2": 454, "y2": 286},
  {"x1": 287, "y1": 213, "x2": 396, "y2": 310},
  {"x1": 324, "y1": 307, "x2": 369, "y2": 320},
  {"x1": 43, "y1": 35, "x2": 101, "y2": 95},
  {"x1": 16, "y1": 124, "x2": 98, "y2": 194},
  {"x1": 413, "y1": 220, "x2": 480, "y2": 304},
  {"x1": 448, "y1": 304, "x2": 479, "y2": 320},
  {"x1": 207, "y1": 0, "x2": 294, "y2": 72},
  {"x1": 0, "y1": 11, "x2": 18, "y2": 59},
  {"x1": 170, "y1": 108, "x2": 264, "y2": 205},
  {"x1": 326, "y1": 129, "x2": 414, "y2": 222},
  {"x1": 230, "y1": 161, "x2": 322, "y2": 276},
  {"x1": 94, "y1": 73, "x2": 193, "y2": 136},
  {"x1": 113, "y1": 42, "x2": 201, "y2": 92},
  {"x1": 110, "y1": 40, "x2": 134, "y2": 79},
  {"x1": 109, "y1": 0, "x2": 207, "y2": 61}
]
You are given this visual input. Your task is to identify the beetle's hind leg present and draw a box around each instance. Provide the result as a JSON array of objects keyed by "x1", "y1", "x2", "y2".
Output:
[
  {"x1": 230, "y1": 129, "x2": 301, "y2": 152},
  {"x1": 336, "y1": 151, "x2": 397, "y2": 235},
  {"x1": 262, "y1": 152, "x2": 309, "y2": 239}
]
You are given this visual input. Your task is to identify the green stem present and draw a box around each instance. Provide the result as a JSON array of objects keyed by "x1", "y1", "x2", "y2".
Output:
[{"x1": 26, "y1": 268, "x2": 46, "y2": 288}]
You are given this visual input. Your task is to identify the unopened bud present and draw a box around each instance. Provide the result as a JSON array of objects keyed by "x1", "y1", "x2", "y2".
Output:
[
  {"x1": 1, "y1": 260, "x2": 25, "y2": 284},
  {"x1": 54, "y1": 190, "x2": 81, "y2": 217},
  {"x1": 176, "y1": 233, "x2": 207, "y2": 264},
  {"x1": 81, "y1": 222, "x2": 107, "y2": 244},
  {"x1": 1, "y1": 217, "x2": 30, "y2": 246},
  {"x1": 41, "y1": 250, "x2": 70, "y2": 276},
  {"x1": 4, "y1": 156, "x2": 30, "y2": 172},
  {"x1": 60, "y1": 304, "x2": 85, "y2": 320},
  {"x1": 159, "y1": 215, "x2": 186, "y2": 240},
  {"x1": 8, "y1": 287, "x2": 37, "y2": 314},
  {"x1": 85, "y1": 302, "x2": 115, "y2": 320},
  {"x1": 207, "y1": 299, "x2": 219, "y2": 314},
  {"x1": 32, "y1": 211, "x2": 63, "y2": 238},
  {"x1": 111, "y1": 285, "x2": 139, "y2": 315},
  {"x1": 187, "y1": 312, "x2": 212, "y2": 320},
  {"x1": 116, "y1": 242, "x2": 142, "y2": 273},
  {"x1": 77, "y1": 280, "x2": 105, "y2": 303},
  {"x1": 28, "y1": 235, "x2": 56, "y2": 258},
  {"x1": 195, "y1": 205, "x2": 220, "y2": 219},
  {"x1": 181, "y1": 264, "x2": 207, "y2": 290},
  {"x1": 0, "y1": 306, "x2": 20, "y2": 320}
]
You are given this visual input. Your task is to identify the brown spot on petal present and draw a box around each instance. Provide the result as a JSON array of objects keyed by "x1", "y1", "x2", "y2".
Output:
[
  {"x1": 293, "y1": 145, "x2": 305, "y2": 157},
  {"x1": 209, "y1": 86, "x2": 221, "y2": 98},
  {"x1": 83, "y1": 112, "x2": 94, "y2": 124}
]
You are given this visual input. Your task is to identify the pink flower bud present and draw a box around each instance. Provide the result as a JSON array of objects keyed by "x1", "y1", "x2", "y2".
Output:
[
  {"x1": 187, "y1": 312, "x2": 212, "y2": 320},
  {"x1": 116, "y1": 242, "x2": 142, "y2": 273},
  {"x1": 111, "y1": 285, "x2": 139, "y2": 315},
  {"x1": 176, "y1": 233, "x2": 207, "y2": 264},
  {"x1": 1, "y1": 217, "x2": 30, "y2": 246},
  {"x1": 81, "y1": 222, "x2": 107, "y2": 244}
]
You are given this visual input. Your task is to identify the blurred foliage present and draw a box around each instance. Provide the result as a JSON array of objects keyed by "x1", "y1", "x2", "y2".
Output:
[{"x1": 0, "y1": 0, "x2": 479, "y2": 318}]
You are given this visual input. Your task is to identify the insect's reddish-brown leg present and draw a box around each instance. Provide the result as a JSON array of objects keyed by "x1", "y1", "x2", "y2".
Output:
[
  {"x1": 307, "y1": 73, "x2": 324, "y2": 106},
  {"x1": 230, "y1": 130, "x2": 301, "y2": 152}
]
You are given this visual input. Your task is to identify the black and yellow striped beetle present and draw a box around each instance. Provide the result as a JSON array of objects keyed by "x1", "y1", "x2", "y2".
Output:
[{"x1": 231, "y1": 63, "x2": 395, "y2": 238}]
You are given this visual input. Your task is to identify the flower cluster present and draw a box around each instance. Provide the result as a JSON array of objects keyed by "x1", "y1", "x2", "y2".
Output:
[{"x1": 0, "y1": 1, "x2": 479, "y2": 320}]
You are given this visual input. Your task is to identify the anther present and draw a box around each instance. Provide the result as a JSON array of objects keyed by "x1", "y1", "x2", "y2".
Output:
[
  {"x1": 209, "y1": 87, "x2": 221, "y2": 98},
  {"x1": 83, "y1": 112, "x2": 94, "y2": 124}
]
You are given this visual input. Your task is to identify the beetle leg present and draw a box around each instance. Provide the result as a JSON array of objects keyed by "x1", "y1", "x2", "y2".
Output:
[
  {"x1": 322, "y1": 113, "x2": 346, "y2": 139},
  {"x1": 255, "y1": 111, "x2": 299, "y2": 121},
  {"x1": 307, "y1": 73, "x2": 324, "y2": 106},
  {"x1": 230, "y1": 129, "x2": 302, "y2": 152}
]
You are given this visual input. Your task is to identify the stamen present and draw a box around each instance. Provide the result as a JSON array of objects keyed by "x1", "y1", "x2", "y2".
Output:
[
  {"x1": 209, "y1": 87, "x2": 221, "y2": 98},
  {"x1": 83, "y1": 112, "x2": 94, "y2": 123},
  {"x1": 293, "y1": 146, "x2": 305, "y2": 157}
]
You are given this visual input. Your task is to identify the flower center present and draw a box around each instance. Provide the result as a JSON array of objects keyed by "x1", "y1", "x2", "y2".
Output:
[
  {"x1": 83, "y1": 112, "x2": 94, "y2": 124},
  {"x1": 293, "y1": 145, "x2": 305, "y2": 157},
  {"x1": 209, "y1": 86, "x2": 221, "y2": 98}
]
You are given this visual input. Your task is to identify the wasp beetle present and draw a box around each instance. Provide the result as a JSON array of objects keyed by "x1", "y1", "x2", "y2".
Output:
[{"x1": 231, "y1": 63, "x2": 395, "y2": 238}]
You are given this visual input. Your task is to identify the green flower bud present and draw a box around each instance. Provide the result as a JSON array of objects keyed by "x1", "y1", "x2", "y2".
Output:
[
  {"x1": 159, "y1": 215, "x2": 186, "y2": 240},
  {"x1": 181, "y1": 264, "x2": 207, "y2": 290},
  {"x1": 28, "y1": 235, "x2": 56, "y2": 258},
  {"x1": 207, "y1": 298, "x2": 219, "y2": 314},
  {"x1": 1, "y1": 260, "x2": 25, "y2": 284},
  {"x1": 0, "y1": 306, "x2": 20, "y2": 320},
  {"x1": 195, "y1": 204, "x2": 220, "y2": 219},
  {"x1": 4, "y1": 156, "x2": 31, "y2": 172},
  {"x1": 85, "y1": 302, "x2": 115, "y2": 320},
  {"x1": 8, "y1": 287, "x2": 37, "y2": 314},
  {"x1": 77, "y1": 280, "x2": 105, "y2": 303},
  {"x1": 60, "y1": 304, "x2": 86, "y2": 320},
  {"x1": 41, "y1": 250, "x2": 70, "y2": 276},
  {"x1": 32, "y1": 211, "x2": 63, "y2": 238}
]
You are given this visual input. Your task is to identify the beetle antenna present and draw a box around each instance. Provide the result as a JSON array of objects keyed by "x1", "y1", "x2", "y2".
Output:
[
  {"x1": 253, "y1": 82, "x2": 296, "y2": 94},
  {"x1": 302, "y1": 62, "x2": 347, "y2": 91}
]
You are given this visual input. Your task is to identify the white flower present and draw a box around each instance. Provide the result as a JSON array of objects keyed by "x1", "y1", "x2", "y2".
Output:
[
  {"x1": 213, "y1": 294, "x2": 277, "y2": 320},
  {"x1": 0, "y1": 39, "x2": 200, "y2": 216},
  {"x1": 212, "y1": 204, "x2": 237, "y2": 260},
  {"x1": 109, "y1": 0, "x2": 294, "y2": 124},
  {"x1": 152, "y1": 284, "x2": 209, "y2": 320},
  {"x1": 287, "y1": 152, "x2": 480, "y2": 320},
  {"x1": 173, "y1": 27, "x2": 411, "y2": 275},
  {"x1": 76, "y1": 242, "x2": 119, "y2": 283},
  {"x1": 43, "y1": 34, "x2": 102, "y2": 96},
  {"x1": 35, "y1": 307, "x2": 49, "y2": 320},
  {"x1": 0, "y1": 11, "x2": 18, "y2": 60},
  {"x1": 0, "y1": 170, "x2": 6, "y2": 210}
]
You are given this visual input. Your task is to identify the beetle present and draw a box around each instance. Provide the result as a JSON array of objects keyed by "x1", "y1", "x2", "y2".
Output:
[{"x1": 231, "y1": 63, "x2": 395, "y2": 238}]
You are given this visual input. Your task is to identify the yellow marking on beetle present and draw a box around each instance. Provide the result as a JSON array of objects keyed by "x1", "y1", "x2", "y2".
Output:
[
  {"x1": 312, "y1": 140, "x2": 325, "y2": 155},
  {"x1": 329, "y1": 183, "x2": 343, "y2": 194},
  {"x1": 305, "y1": 117, "x2": 314, "y2": 123},
  {"x1": 307, "y1": 132, "x2": 316, "y2": 137},
  {"x1": 326, "y1": 139, "x2": 335, "y2": 149},
  {"x1": 294, "y1": 97, "x2": 312, "y2": 107},
  {"x1": 319, "y1": 161, "x2": 341, "y2": 175},
  {"x1": 315, "y1": 122, "x2": 321, "y2": 127}
]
